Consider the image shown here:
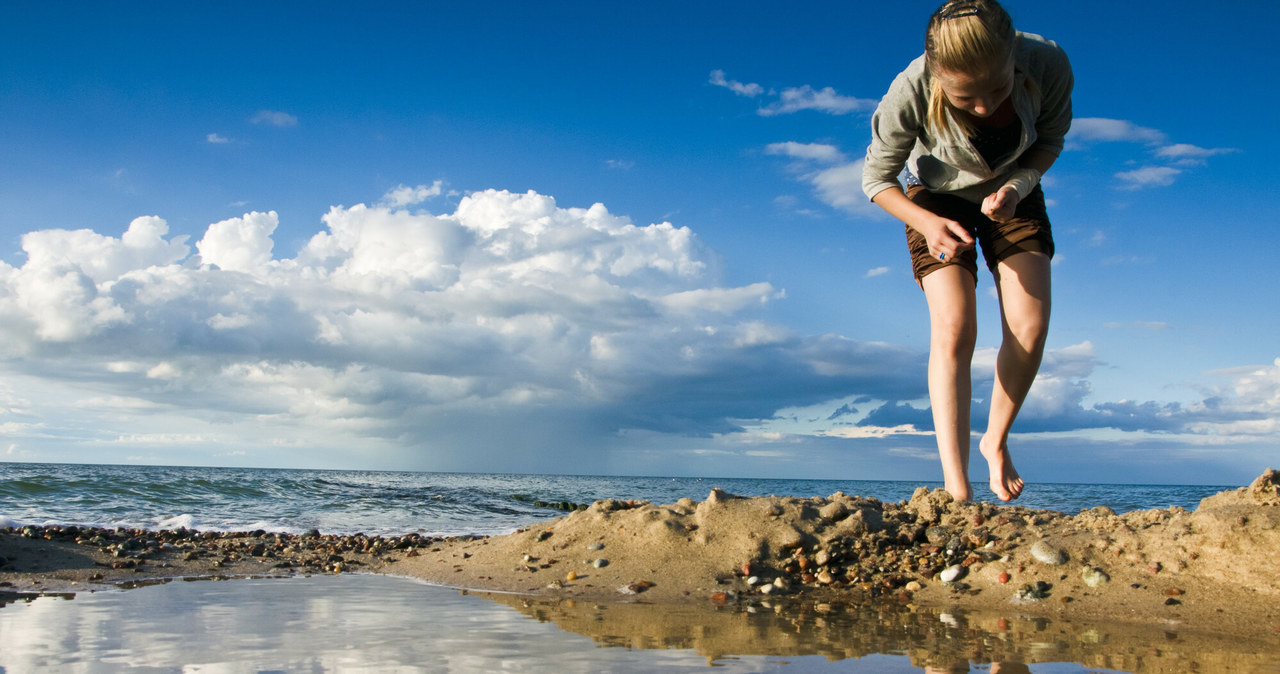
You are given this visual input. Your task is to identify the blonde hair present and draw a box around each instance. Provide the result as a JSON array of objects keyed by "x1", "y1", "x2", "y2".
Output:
[{"x1": 924, "y1": 0, "x2": 1017, "y2": 139}]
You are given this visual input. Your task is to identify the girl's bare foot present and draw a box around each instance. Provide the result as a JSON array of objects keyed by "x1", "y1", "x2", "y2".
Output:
[
  {"x1": 979, "y1": 436, "x2": 1024, "y2": 501},
  {"x1": 945, "y1": 479, "x2": 974, "y2": 503}
]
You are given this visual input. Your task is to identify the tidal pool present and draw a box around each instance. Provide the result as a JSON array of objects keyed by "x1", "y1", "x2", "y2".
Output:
[{"x1": 0, "y1": 574, "x2": 1269, "y2": 672}]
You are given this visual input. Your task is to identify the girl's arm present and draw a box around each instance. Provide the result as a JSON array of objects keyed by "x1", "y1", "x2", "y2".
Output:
[
  {"x1": 981, "y1": 147, "x2": 1059, "y2": 221},
  {"x1": 872, "y1": 187, "x2": 975, "y2": 262}
]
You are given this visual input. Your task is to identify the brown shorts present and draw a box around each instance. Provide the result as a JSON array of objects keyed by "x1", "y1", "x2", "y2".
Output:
[{"x1": 905, "y1": 184, "x2": 1054, "y2": 284}]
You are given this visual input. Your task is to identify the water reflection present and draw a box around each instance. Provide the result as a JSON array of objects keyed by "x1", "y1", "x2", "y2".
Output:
[
  {"x1": 0, "y1": 575, "x2": 1273, "y2": 673},
  {"x1": 475, "y1": 588, "x2": 1278, "y2": 673}
]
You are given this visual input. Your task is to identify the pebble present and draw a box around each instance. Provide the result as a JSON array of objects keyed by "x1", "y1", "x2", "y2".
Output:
[
  {"x1": 591, "y1": 558, "x2": 609, "y2": 568},
  {"x1": 1030, "y1": 541, "x2": 1068, "y2": 565},
  {"x1": 1081, "y1": 567, "x2": 1111, "y2": 588},
  {"x1": 939, "y1": 565, "x2": 964, "y2": 583},
  {"x1": 818, "y1": 501, "x2": 847, "y2": 522},
  {"x1": 587, "y1": 542, "x2": 604, "y2": 551},
  {"x1": 925, "y1": 526, "x2": 954, "y2": 546},
  {"x1": 1013, "y1": 581, "x2": 1052, "y2": 603}
]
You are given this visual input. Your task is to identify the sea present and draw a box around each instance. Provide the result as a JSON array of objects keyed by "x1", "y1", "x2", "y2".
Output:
[{"x1": 0, "y1": 462, "x2": 1264, "y2": 673}]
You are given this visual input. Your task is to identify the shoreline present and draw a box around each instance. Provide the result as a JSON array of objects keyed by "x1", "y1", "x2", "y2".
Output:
[{"x1": 3, "y1": 470, "x2": 1278, "y2": 643}]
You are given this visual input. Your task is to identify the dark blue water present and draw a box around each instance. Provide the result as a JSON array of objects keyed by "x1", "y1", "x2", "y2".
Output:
[{"x1": 0, "y1": 462, "x2": 1231, "y2": 537}]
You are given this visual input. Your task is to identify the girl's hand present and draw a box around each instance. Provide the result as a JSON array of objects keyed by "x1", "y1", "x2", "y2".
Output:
[
  {"x1": 981, "y1": 186, "x2": 1020, "y2": 221},
  {"x1": 919, "y1": 214, "x2": 974, "y2": 263}
]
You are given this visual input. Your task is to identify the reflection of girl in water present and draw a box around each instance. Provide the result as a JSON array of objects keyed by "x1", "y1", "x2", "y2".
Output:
[{"x1": 862, "y1": 0, "x2": 1073, "y2": 502}]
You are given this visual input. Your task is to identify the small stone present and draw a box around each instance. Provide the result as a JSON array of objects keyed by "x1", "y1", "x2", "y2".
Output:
[
  {"x1": 566, "y1": 571, "x2": 578, "y2": 581},
  {"x1": 925, "y1": 525, "x2": 954, "y2": 546},
  {"x1": 592, "y1": 558, "x2": 608, "y2": 568},
  {"x1": 905, "y1": 580, "x2": 923, "y2": 592},
  {"x1": 709, "y1": 592, "x2": 728, "y2": 605},
  {"x1": 818, "y1": 501, "x2": 848, "y2": 522},
  {"x1": 746, "y1": 575, "x2": 760, "y2": 586},
  {"x1": 1164, "y1": 587, "x2": 1184, "y2": 597},
  {"x1": 1165, "y1": 597, "x2": 1182, "y2": 606},
  {"x1": 1030, "y1": 541, "x2": 1068, "y2": 565},
  {"x1": 587, "y1": 542, "x2": 605, "y2": 551},
  {"x1": 817, "y1": 570, "x2": 834, "y2": 585},
  {"x1": 939, "y1": 564, "x2": 964, "y2": 583},
  {"x1": 1013, "y1": 581, "x2": 1052, "y2": 603},
  {"x1": 998, "y1": 572, "x2": 1011, "y2": 584},
  {"x1": 759, "y1": 583, "x2": 774, "y2": 595},
  {"x1": 1081, "y1": 567, "x2": 1110, "y2": 588}
]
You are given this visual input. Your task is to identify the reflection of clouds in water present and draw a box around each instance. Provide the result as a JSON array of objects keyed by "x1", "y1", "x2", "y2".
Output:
[
  {"x1": 2, "y1": 575, "x2": 1267, "y2": 673},
  {"x1": 0, "y1": 576, "x2": 797, "y2": 673}
]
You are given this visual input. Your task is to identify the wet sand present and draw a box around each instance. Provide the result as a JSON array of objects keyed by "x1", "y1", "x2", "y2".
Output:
[{"x1": 3, "y1": 470, "x2": 1278, "y2": 651}]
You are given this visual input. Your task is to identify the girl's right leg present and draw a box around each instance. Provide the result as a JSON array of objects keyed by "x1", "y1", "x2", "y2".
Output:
[{"x1": 921, "y1": 265, "x2": 979, "y2": 501}]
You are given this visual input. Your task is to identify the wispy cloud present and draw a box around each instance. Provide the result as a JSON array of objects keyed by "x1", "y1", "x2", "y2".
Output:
[
  {"x1": 1116, "y1": 166, "x2": 1181, "y2": 190},
  {"x1": 250, "y1": 110, "x2": 299, "y2": 127},
  {"x1": 764, "y1": 143, "x2": 872, "y2": 216},
  {"x1": 760, "y1": 85, "x2": 876, "y2": 117},
  {"x1": 206, "y1": 133, "x2": 232, "y2": 144},
  {"x1": 765, "y1": 142, "x2": 845, "y2": 164},
  {"x1": 1068, "y1": 118, "x2": 1167, "y2": 145},
  {"x1": 1155, "y1": 143, "x2": 1239, "y2": 165},
  {"x1": 709, "y1": 70, "x2": 764, "y2": 97},
  {"x1": 712, "y1": 70, "x2": 876, "y2": 117},
  {"x1": 1069, "y1": 117, "x2": 1238, "y2": 190},
  {"x1": 380, "y1": 181, "x2": 445, "y2": 208}
]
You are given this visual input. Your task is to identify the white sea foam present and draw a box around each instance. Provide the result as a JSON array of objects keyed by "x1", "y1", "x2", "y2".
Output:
[{"x1": 156, "y1": 514, "x2": 197, "y2": 531}]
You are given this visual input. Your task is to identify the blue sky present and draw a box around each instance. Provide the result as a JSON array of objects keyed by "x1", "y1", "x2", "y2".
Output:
[{"x1": 1, "y1": 1, "x2": 1276, "y2": 488}]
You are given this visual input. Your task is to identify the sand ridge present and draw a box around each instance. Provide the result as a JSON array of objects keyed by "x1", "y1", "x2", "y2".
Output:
[{"x1": 395, "y1": 469, "x2": 1280, "y2": 641}]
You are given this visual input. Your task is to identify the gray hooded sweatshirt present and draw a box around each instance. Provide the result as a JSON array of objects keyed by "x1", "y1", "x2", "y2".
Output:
[{"x1": 862, "y1": 31, "x2": 1073, "y2": 205}]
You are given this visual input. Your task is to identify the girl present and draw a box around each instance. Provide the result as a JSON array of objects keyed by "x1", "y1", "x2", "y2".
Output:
[{"x1": 862, "y1": 0, "x2": 1073, "y2": 501}]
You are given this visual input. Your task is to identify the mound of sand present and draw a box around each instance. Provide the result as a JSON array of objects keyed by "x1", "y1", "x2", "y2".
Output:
[{"x1": 395, "y1": 469, "x2": 1280, "y2": 640}]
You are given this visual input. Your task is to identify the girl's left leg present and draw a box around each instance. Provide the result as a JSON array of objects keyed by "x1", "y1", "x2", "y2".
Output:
[{"x1": 981, "y1": 250, "x2": 1051, "y2": 501}]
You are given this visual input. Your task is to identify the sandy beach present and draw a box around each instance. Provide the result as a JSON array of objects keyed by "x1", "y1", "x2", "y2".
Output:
[{"x1": 4, "y1": 469, "x2": 1278, "y2": 654}]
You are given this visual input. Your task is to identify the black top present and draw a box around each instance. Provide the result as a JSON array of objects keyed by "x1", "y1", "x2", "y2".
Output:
[{"x1": 971, "y1": 117, "x2": 1023, "y2": 170}]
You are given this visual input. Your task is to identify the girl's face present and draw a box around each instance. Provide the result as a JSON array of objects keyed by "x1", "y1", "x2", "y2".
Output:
[{"x1": 936, "y1": 58, "x2": 1014, "y2": 118}]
